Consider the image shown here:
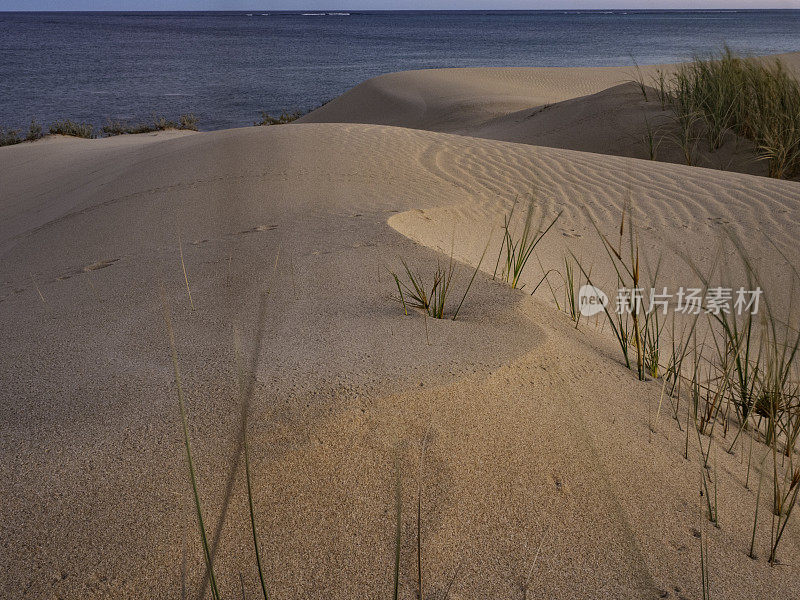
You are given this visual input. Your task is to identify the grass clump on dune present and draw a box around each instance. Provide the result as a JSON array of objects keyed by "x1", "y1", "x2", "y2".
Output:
[
  {"x1": 254, "y1": 110, "x2": 303, "y2": 126},
  {"x1": 391, "y1": 259, "x2": 456, "y2": 319},
  {"x1": 102, "y1": 113, "x2": 199, "y2": 136},
  {"x1": 390, "y1": 243, "x2": 487, "y2": 321},
  {"x1": 669, "y1": 47, "x2": 800, "y2": 179},
  {"x1": 0, "y1": 120, "x2": 44, "y2": 146},
  {"x1": 27, "y1": 119, "x2": 43, "y2": 141},
  {"x1": 646, "y1": 236, "x2": 798, "y2": 562},
  {"x1": 179, "y1": 113, "x2": 199, "y2": 131},
  {"x1": 0, "y1": 127, "x2": 22, "y2": 147},
  {"x1": 3, "y1": 113, "x2": 198, "y2": 143},
  {"x1": 49, "y1": 120, "x2": 95, "y2": 138}
]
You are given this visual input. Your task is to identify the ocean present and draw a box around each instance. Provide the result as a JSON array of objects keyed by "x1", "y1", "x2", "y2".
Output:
[{"x1": 1, "y1": 10, "x2": 798, "y2": 131}]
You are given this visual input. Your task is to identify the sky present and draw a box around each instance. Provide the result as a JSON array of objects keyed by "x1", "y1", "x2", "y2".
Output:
[{"x1": 1, "y1": 1, "x2": 798, "y2": 10}]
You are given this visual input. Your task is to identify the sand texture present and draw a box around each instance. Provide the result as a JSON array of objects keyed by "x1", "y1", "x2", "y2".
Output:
[{"x1": 2, "y1": 56, "x2": 800, "y2": 599}]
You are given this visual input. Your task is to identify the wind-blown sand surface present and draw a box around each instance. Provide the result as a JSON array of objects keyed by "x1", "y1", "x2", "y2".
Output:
[{"x1": 2, "y1": 57, "x2": 800, "y2": 600}]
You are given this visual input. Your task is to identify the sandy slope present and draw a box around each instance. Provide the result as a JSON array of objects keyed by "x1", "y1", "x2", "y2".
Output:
[{"x1": 2, "y1": 69, "x2": 800, "y2": 599}]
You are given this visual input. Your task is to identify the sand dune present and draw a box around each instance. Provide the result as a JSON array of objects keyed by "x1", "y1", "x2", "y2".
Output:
[
  {"x1": 300, "y1": 64, "x2": 653, "y2": 131},
  {"x1": 2, "y1": 62, "x2": 800, "y2": 600},
  {"x1": 302, "y1": 52, "x2": 800, "y2": 177}
]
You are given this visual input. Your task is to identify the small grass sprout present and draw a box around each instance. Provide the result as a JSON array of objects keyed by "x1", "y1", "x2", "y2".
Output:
[{"x1": 390, "y1": 259, "x2": 454, "y2": 319}]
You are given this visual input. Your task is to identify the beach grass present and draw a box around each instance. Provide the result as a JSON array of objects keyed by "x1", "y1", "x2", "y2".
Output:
[
  {"x1": 1, "y1": 113, "x2": 198, "y2": 144},
  {"x1": 653, "y1": 69, "x2": 670, "y2": 111},
  {"x1": 628, "y1": 58, "x2": 649, "y2": 102},
  {"x1": 390, "y1": 259, "x2": 454, "y2": 319},
  {"x1": 180, "y1": 113, "x2": 199, "y2": 131},
  {"x1": 0, "y1": 120, "x2": 44, "y2": 146},
  {"x1": 547, "y1": 197, "x2": 800, "y2": 563},
  {"x1": 668, "y1": 47, "x2": 800, "y2": 179},
  {"x1": 572, "y1": 203, "x2": 648, "y2": 378},
  {"x1": 663, "y1": 235, "x2": 799, "y2": 563}
]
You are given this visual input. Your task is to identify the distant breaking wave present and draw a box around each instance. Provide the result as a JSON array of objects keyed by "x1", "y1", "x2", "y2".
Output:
[{"x1": 301, "y1": 12, "x2": 351, "y2": 16}]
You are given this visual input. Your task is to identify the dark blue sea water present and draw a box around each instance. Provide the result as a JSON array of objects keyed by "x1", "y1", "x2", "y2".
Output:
[{"x1": 1, "y1": 10, "x2": 799, "y2": 131}]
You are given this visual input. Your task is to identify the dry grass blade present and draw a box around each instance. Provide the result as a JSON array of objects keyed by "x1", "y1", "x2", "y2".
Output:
[
  {"x1": 749, "y1": 454, "x2": 766, "y2": 559},
  {"x1": 416, "y1": 423, "x2": 433, "y2": 600},
  {"x1": 442, "y1": 559, "x2": 463, "y2": 600},
  {"x1": 179, "y1": 236, "x2": 195, "y2": 310},
  {"x1": 30, "y1": 272, "x2": 46, "y2": 304},
  {"x1": 522, "y1": 523, "x2": 550, "y2": 600}
]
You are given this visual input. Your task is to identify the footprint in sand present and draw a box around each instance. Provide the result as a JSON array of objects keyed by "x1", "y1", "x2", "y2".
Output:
[
  {"x1": 82, "y1": 258, "x2": 119, "y2": 272},
  {"x1": 236, "y1": 224, "x2": 278, "y2": 235}
]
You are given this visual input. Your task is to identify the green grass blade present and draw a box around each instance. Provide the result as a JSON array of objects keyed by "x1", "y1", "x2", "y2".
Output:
[
  {"x1": 452, "y1": 238, "x2": 490, "y2": 321},
  {"x1": 161, "y1": 293, "x2": 221, "y2": 600}
]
